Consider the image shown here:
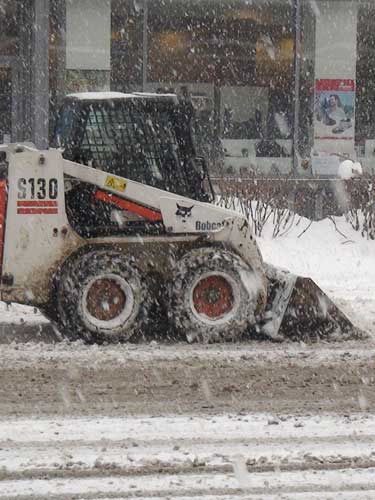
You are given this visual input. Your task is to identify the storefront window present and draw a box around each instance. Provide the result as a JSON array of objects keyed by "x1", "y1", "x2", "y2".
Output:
[
  {"x1": 0, "y1": 0, "x2": 18, "y2": 56},
  {"x1": 0, "y1": 0, "x2": 19, "y2": 143},
  {"x1": 356, "y1": 2, "x2": 375, "y2": 173},
  {"x1": 49, "y1": 0, "x2": 66, "y2": 137},
  {"x1": 3, "y1": 0, "x2": 374, "y2": 174},
  {"x1": 111, "y1": 0, "x2": 295, "y2": 176},
  {"x1": 297, "y1": 1, "x2": 316, "y2": 159},
  {"x1": 111, "y1": 0, "x2": 143, "y2": 89}
]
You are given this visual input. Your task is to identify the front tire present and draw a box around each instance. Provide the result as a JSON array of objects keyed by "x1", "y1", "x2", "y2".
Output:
[
  {"x1": 56, "y1": 250, "x2": 150, "y2": 343},
  {"x1": 168, "y1": 247, "x2": 263, "y2": 343}
]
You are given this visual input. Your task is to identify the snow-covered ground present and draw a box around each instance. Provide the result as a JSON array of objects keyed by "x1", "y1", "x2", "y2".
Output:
[{"x1": 2, "y1": 413, "x2": 375, "y2": 499}]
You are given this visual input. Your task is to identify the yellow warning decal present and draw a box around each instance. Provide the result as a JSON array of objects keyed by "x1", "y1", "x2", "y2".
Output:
[{"x1": 104, "y1": 175, "x2": 127, "y2": 192}]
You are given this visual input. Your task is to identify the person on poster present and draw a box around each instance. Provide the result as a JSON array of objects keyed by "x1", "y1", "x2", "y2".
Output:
[
  {"x1": 317, "y1": 94, "x2": 346, "y2": 125},
  {"x1": 316, "y1": 93, "x2": 352, "y2": 134},
  {"x1": 327, "y1": 94, "x2": 347, "y2": 123}
]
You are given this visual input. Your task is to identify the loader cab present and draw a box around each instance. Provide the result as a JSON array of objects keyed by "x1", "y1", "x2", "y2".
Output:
[{"x1": 53, "y1": 92, "x2": 213, "y2": 203}]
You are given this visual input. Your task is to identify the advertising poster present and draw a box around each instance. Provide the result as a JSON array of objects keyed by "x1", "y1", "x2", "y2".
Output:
[{"x1": 314, "y1": 79, "x2": 356, "y2": 140}]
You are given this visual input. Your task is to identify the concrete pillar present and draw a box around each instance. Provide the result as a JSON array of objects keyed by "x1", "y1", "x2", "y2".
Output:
[
  {"x1": 314, "y1": 0, "x2": 357, "y2": 155},
  {"x1": 66, "y1": 0, "x2": 110, "y2": 91}
]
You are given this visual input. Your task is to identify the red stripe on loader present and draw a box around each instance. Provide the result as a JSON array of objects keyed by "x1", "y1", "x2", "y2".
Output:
[
  {"x1": 17, "y1": 200, "x2": 58, "y2": 207},
  {"x1": 0, "y1": 179, "x2": 7, "y2": 276},
  {"x1": 95, "y1": 190, "x2": 163, "y2": 222},
  {"x1": 17, "y1": 208, "x2": 58, "y2": 215}
]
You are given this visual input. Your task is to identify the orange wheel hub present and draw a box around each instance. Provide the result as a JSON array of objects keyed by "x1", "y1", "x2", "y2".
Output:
[
  {"x1": 86, "y1": 278, "x2": 126, "y2": 321},
  {"x1": 192, "y1": 275, "x2": 234, "y2": 319}
]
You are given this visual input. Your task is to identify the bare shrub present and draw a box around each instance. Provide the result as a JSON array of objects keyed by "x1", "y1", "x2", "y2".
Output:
[
  {"x1": 217, "y1": 178, "x2": 296, "y2": 238},
  {"x1": 345, "y1": 177, "x2": 375, "y2": 240},
  {"x1": 216, "y1": 175, "x2": 375, "y2": 240}
]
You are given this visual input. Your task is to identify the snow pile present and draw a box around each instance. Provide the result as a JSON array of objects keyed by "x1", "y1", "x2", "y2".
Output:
[
  {"x1": 0, "y1": 301, "x2": 46, "y2": 324},
  {"x1": 256, "y1": 215, "x2": 375, "y2": 335}
]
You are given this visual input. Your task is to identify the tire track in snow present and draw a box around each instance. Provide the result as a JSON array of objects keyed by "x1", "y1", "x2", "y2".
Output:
[
  {"x1": 2, "y1": 414, "x2": 375, "y2": 498},
  {"x1": 3, "y1": 468, "x2": 375, "y2": 499}
]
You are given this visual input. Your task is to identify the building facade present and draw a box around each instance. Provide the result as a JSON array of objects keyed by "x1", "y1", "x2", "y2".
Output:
[{"x1": 1, "y1": 0, "x2": 375, "y2": 176}]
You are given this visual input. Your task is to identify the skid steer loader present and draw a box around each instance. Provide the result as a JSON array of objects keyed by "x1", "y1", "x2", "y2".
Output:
[{"x1": 0, "y1": 92, "x2": 357, "y2": 343}]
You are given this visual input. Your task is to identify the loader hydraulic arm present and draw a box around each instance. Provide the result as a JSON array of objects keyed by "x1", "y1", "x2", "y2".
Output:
[{"x1": 62, "y1": 158, "x2": 192, "y2": 216}]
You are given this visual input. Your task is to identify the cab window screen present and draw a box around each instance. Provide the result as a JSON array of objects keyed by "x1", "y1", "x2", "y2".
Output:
[{"x1": 80, "y1": 101, "x2": 186, "y2": 192}]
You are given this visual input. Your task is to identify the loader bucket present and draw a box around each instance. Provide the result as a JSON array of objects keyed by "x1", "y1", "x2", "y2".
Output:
[{"x1": 259, "y1": 264, "x2": 360, "y2": 341}]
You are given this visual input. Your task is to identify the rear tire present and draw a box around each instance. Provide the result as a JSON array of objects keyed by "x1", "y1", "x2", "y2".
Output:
[
  {"x1": 168, "y1": 247, "x2": 262, "y2": 343},
  {"x1": 55, "y1": 250, "x2": 150, "y2": 343}
]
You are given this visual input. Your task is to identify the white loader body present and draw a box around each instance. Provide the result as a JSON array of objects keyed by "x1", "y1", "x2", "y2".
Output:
[
  {"x1": 0, "y1": 144, "x2": 356, "y2": 343},
  {"x1": 0, "y1": 145, "x2": 266, "y2": 315}
]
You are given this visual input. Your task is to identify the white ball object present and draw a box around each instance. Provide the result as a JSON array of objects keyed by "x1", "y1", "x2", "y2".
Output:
[
  {"x1": 338, "y1": 160, "x2": 354, "y2": 179},
  {"x1": 338, "y1": 160, "x2": 363, "y2": 179}
]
